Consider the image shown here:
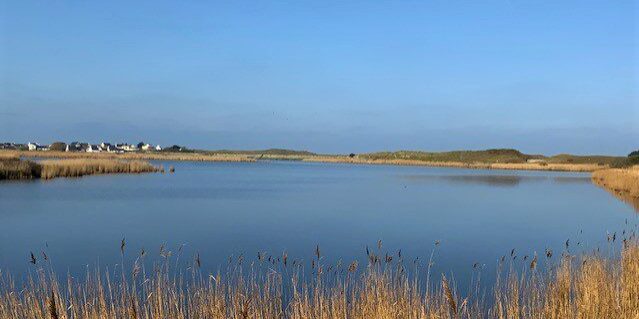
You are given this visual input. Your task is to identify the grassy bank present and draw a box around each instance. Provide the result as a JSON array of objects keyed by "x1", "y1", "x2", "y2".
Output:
[
  {"x1": 1, "y1": 240, "x2": 637, "y2": 318},
  {"x1": 303, "y1": 156, "x2": 603, "y2": 172},
  {"x1": 0, "y1": 158, "x2": 159, "y2": 180},
  {"x1": 592, "y1": 166, "x2": 639, "y2": 210},
  {"x1": 358, "y1": 149, "x2": 623, "y2": 166}
]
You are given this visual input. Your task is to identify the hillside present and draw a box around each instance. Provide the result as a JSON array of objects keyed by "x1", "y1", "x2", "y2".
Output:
[{"x1": 359, "y1": 149, "x2": 533, "y2": 164}]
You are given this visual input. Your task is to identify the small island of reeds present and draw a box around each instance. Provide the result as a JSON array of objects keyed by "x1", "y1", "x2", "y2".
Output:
[{"x1": 0, "y1": 155, "x2": 159, "y2": 181}]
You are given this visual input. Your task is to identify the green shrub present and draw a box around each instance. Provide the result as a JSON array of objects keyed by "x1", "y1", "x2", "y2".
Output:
[
  {"x1": 611, "y1": 156, "x2": 639, "y2": 168},
  {"x1": 49, "y1": 142, "x2": 67, "y2": 152}
]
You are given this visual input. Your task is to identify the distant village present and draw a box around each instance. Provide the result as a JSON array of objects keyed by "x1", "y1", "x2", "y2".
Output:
[{"x1": 0, "y1": 141, "x2": 187, "y2": 153}]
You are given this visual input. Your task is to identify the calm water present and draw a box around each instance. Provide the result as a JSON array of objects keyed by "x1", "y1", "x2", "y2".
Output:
[{"x1": 0, "y1": 160, "x2": 636, "y2": 285}]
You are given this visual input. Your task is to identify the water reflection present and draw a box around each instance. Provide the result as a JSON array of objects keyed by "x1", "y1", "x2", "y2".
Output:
[
  {"x1": 552, "y1": 176, "x2": 592, "y2": 184},
  {"x1": 402, "y1": 174, "x2": 593, "y2": 187},
  {"x1": 0, "y1": 161, "x2": 635, "y2": 290},
  {"x1": 597, "y1": 188, "x2": 639, "y2": 212},
  {"x1": 402, "y1": 174, "x2": 545, "y2": 187}
]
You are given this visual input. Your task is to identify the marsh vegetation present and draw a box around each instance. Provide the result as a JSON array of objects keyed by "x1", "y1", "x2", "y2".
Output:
[
  {"x1": 0, "y1": 157, "x2": 159, "y2": 180},
  {"x1": 0, "y1": 156, "x2": 41, "y2": 180},
  {"x1": 1, "y1": 238, "x2": 637, "y2": 319},
  {"x1": 2, "y1": 148, "x2": 626, "y2": 172}
]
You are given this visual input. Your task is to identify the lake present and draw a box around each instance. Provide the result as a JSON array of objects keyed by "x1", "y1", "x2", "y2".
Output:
[{"x1": 0, "y1": 160, "x2": 636, "y2": 286}]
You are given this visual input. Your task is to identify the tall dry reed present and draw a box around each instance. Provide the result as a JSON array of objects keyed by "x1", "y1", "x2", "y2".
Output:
[
  {"x1": 1, "y1": 239, "x2": 637, "y2": 319},
  {"x1": 0, "y1": 157, "x2": 41, "y2": 180}
]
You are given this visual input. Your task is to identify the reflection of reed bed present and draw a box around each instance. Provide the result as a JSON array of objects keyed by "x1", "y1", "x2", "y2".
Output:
[
  {"x1": 402, "y1": 174, "x2": 534, "y2": 187},
  {"x1": 1, "y1": 239, "x2": 637, "y2": 318},
  {"x1": 592, "y1": 166, "x2": 639, "y2": 211},
  {"x1": 39, "y1": 159, "x2": 160, "y2": 179}
]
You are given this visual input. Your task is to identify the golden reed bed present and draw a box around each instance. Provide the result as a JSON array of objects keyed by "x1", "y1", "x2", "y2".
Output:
[
  {"x1": 39, "y1": 159, "x2": 160, "y2": 179},
  {"x1": 592, "y1": 166, "x2": 639, "y2": 211},
  {"x1": 0, "y1": 240, "x2": 637, "y2": 319},
  {"x1": 0, "y1": 157, "x2": 160, "y2": 180}
]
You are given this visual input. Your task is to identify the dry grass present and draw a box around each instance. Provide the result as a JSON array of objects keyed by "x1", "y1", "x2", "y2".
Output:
[
  {"x1": 0, "y1": 157, "x2": 159, "y2": 180},
  {"x1": 39, "y1": 159, "x2": 160, "y2": 179},
  {"x1": 1, "y1": 240, "x2": 637, "y2": 319},
  {"x1": 592, "y1": 166, "x2": 639, "y2": 210},
  {"x1": 0, "y1": 158, "x2": 41, "y2": 180}
]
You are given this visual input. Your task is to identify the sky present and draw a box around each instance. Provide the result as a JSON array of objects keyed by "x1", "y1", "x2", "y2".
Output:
[{"x1": 1, "y1": 1, "x2": 637, "y2": 155}]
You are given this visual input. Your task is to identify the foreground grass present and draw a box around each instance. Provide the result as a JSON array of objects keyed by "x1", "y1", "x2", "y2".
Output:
[
  {"x1": 0, "y1": 158, "x2": 159, "y2": 180},
  {"x1": 1, "y1": 239, "x2": 637, "y2": 319},
  {"x1": 592, "y1": 166, "x2": 639, "y2": 210}
]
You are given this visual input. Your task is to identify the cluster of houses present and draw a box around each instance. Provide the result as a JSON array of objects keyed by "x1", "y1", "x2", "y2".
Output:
[
  {"x1": 63, "y1": 142, "x2": 163, "y2": 153},
  {"x1": 0, "y1": 142, "x2": 28, "y2": 150},
  {"x1": 2, "y1": 141, "x2": 193, "y2": 153},
  {"x1": 2, "y1": 141, "x2": 164, "y2": 153}
]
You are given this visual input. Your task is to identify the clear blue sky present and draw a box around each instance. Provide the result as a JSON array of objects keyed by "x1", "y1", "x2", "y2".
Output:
[{"x1": 1, "y1": 1, "x2": 637, "y2": 155}]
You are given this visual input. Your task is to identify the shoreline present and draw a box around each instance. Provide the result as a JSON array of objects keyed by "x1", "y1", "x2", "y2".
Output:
[
  {"x1": 2, "y1": 150, "x2": 606, "y2": 172},
  {"x1": 301, "y1": 155, "x2": 603, "y2": 172}
]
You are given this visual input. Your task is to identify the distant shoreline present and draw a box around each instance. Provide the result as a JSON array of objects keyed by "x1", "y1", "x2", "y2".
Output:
[{"x1": 1, "y1": 149, "x2": 614, "y2": 172}]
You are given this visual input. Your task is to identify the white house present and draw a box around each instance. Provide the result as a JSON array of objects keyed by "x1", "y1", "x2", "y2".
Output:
[
  {"x1": 141, "y1": 143, "x2": 153, "y2": 151},
  {"x1": 87, "y1": 144, "x2": 102, "y2": 153},
  {"x1": 66, "y1": 142, "x2": 88, "y2": 152},
  {"x1": 28, "y1": 142, "x2": 48, "y2": 151},
  {"x1": 107, "y1": 145, "x2": 118, "y2": 153},
  {"x1": 155, "y1": 145, "x2": 162, "y2": 151},
  {"x1": 123, "y1": 144, "x2": 138, "y2": 152}
]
